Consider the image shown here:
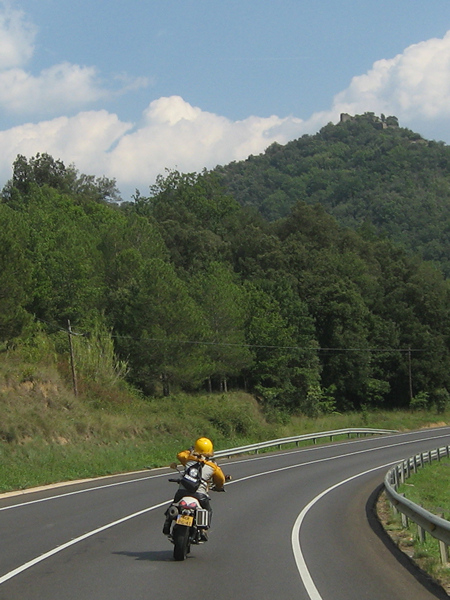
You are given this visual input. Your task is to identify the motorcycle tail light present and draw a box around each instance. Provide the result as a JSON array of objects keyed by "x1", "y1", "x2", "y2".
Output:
[{"x1": 179, "y1": 499, "x2": 198, "y2": 509}]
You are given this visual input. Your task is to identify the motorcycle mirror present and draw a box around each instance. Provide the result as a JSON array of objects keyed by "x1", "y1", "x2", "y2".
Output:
[
  {"x1": 225, "y1": 474, "x2": 232, "y2": 481},
  {"x1": 169, "y1": 462, "x2": 179, "y2": 470}
]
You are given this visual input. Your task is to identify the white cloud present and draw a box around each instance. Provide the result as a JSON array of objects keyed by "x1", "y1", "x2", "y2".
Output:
[
  {"x1": 107, "y1": 96, "x2": 306, "y2": 193},
  {"x1": 2, "y1": 25, "x2": 450, "y2": 199},
  {"x1": 0, "y1": 3, "x2": 147, "y2": 116},
  {"x1": 0, "y1": 1, "x2": 35, "y2": 69},
  {"x1": 0, "y1": 95, "x2": 306, "y2": 197},
  {"x1": 0, "y1": 111, "x2": 132, "y2": 184},
  {"x1": 321, "y1": 31, "x2": 450, "y2": 127},
  {"x1": 0, "y1": 63, "x2": 110, "y2": 114}
]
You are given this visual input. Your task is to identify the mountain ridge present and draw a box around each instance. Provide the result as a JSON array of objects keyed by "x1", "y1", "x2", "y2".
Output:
[{"x1": 215, "y1": 112, "x2": 450, "y2": 275}]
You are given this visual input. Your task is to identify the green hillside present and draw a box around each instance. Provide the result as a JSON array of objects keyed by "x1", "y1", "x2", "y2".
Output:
[
  {"x1": 1, "y1": 146, "x2": 450, "y2": 416},
  {"x1": 215, "y1": 113, "x2": 450, "y2": 276}
]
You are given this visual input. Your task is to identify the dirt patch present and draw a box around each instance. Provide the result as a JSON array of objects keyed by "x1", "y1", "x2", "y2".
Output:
[{"x1": 55, "y1": 436, "x2": 69, "y2": 445}]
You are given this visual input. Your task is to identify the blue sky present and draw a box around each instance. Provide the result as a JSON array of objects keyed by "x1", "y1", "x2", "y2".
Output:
[{"x1": 1, "y1": 0, "x2": 450, "y2": 199}]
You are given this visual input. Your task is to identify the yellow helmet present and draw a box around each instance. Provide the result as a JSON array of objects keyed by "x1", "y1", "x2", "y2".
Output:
[{"x1": 194, "y1": 437, "x2": 213, "y2": 457}]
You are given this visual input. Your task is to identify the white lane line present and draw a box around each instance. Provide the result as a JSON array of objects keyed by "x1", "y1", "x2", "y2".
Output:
[
  {"x1": 226, "y1": 431, "x2": 450, "y2": 487},
  {"x1": 0, "y1": 448, "x2": 394, "y2": 585},
  {"x1": 0, "y1": 500, "x2": 170, "y2": 586},
  {"x1": 0, "y1": 466, "x2": 169, "y2": 501},
  {"x1": 2, "y1": 428, "x2": 448, "y2": 512},
  {"x1": 291, "y1": 462, "x2": 394, "y2": 600},
  {"x1": 223, "y1": 428, "x2": 450, "y2": 466},
  {"x1": 0, "y1": 472, "x2": 170, "y2": 512},
  {"x1": 2, "y1": 430, "x2": 449, "y2": 586}
]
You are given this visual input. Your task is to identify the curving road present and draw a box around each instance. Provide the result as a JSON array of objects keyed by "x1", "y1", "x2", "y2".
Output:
[{"x1": 1, "y1": 427, "x2": 450, "y2": 599}]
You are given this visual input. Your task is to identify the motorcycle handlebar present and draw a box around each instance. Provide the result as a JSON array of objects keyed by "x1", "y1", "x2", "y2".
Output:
[{"x1": 167, "y1": 474, "x2": 231, "y2": 488}]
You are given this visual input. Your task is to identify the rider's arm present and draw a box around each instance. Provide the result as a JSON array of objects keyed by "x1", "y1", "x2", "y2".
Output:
[
  {"x1": 211, "y1": 464, "x2": 226, "y2": 490},
  {"x1": 176, "y1": 449, "x2": 192, "y2": 465}
]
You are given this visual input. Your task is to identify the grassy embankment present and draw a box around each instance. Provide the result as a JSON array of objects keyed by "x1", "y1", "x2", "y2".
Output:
[
  {"x1": 378, "y1": 458, "x2": 450, "y2": 593},
  {"x1": 1, "y1": 347, "x2": 449, "y2": 494}
]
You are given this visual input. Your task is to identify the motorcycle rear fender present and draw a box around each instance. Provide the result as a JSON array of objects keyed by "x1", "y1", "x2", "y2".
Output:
[{"x1": 177, "y1": 495, "x2": 201, "y2": 508}]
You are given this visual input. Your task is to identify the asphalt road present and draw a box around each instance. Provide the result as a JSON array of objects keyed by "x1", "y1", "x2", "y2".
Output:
[{"x1": 1, "y1": 427, "x2": 450, "y2": 600}]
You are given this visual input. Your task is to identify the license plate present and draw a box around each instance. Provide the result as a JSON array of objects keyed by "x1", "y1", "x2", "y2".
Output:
[{"x1": 176, "y1": 515, "x2": 194, "y2": 527}]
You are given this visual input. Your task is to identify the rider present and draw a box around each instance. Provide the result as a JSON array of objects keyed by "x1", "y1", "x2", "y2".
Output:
[{"x1": 163, "y1": 437, "x2": 226, "y2": 539}]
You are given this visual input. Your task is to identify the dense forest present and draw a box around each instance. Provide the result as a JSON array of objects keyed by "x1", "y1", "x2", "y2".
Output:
[
  {"x1": 2, "y1": 114, "x2": 450, "y2": 416},
  {"x1": 216, "y1": 113, "x2": 450, "y2": 276}
]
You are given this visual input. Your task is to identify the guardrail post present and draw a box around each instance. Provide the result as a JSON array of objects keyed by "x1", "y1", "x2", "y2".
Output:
[
  {"x1": 399, "y1": 463, "x2": 405, "y2": 484},
  {"x1": 400, "y1": 494, "x2": 409, "y2": 527},
  {"x1": 439, "y1": 541, "x2": 449, "y2": 565},
  {"x1": 416, "y1": 503, "x2": 426, "y2": 542},
  {"x1": 418, "y1": 524, "x2": 426, "y2": 543},
  {"x1": 436, "y1": 511, "x2": 449, "y2": 564},
  {"x1": 393, "y1": 467, "x2": 399, "y2": 489}
]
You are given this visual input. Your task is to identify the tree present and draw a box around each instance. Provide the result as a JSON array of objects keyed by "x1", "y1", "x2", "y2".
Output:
[
  {"x1": 191, "y1": 262, "x2": 253, "y2": 391},
  {"x1": 113, "y1": 258, "x2": 210, "y2": 395},
  {"x1": 133, "y1": 169, "x2": 240, "y2": 273},
  {"x1": 243, "y1": 282, "x2": 321, "y2": 411},
  {"x1": 0, "y1": 204, "x2": 32, "y2": 340},
  {"x1": 3, "y1": 153, "x2": 121, "y2": 204},
  {"x1": 22, "y1": 186, "x2": 104, "y2": 323},
  {"x1": 215, "y1": 115, "x2": 450, "y2": 277}
]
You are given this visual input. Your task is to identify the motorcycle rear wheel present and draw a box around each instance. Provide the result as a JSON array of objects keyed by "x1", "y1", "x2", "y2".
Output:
[{"x1": 173, "y1": 525, "x2": 190, "y2": 561}]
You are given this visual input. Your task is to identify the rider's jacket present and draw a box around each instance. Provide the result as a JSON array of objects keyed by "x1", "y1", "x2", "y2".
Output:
[{"x1": 177, "y1": 449, "x2": 225, "y2": 496}]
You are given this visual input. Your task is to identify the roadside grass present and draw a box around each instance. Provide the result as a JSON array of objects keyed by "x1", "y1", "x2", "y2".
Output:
[
  {"x1": 398, "y1": 459, "x2": 450, "y2": 516},
  {"x1": 377, "y1": 459, "x2": 450, "y2": 594},
  {"x1": 1, "y1": 351, "x2": 450, "y2": 493}
]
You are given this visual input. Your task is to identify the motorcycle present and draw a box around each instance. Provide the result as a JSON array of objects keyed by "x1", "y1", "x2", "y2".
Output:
[{"x1": 164, "y1": 463, "x2": 230, "y2": 561}]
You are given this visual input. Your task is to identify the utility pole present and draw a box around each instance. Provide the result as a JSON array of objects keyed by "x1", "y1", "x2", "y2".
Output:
[
  {"x1": 68, "y1": 320, "x2": 78, "y2": 397},
  {"x1": 408, "y1": 347, "x2": 413, "y2": 403}
]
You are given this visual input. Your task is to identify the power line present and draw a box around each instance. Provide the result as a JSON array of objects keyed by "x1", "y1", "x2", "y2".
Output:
[
  {"x1": 35, "y1": 316, "x2": 87, "y2": 337},
  {"x1": 109, "y1": 333, "x2": 423, "y2": 353},
  {"x1": 34, "y1": 317, "x2": 425, "y2": 353}
]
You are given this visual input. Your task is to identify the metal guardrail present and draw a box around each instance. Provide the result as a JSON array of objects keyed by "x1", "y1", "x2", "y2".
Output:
[
  {"x1": 384, "y1": 446, "x2": 450, "y2": 561},
  {"x1": 214, "y1": 427, "x2": 397, "y2": 459}
]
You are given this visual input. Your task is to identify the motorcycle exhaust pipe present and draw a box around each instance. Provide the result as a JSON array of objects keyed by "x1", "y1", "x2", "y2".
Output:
[{"x1": 168, "y1": 505, "x2": 179, "y2": 518}]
